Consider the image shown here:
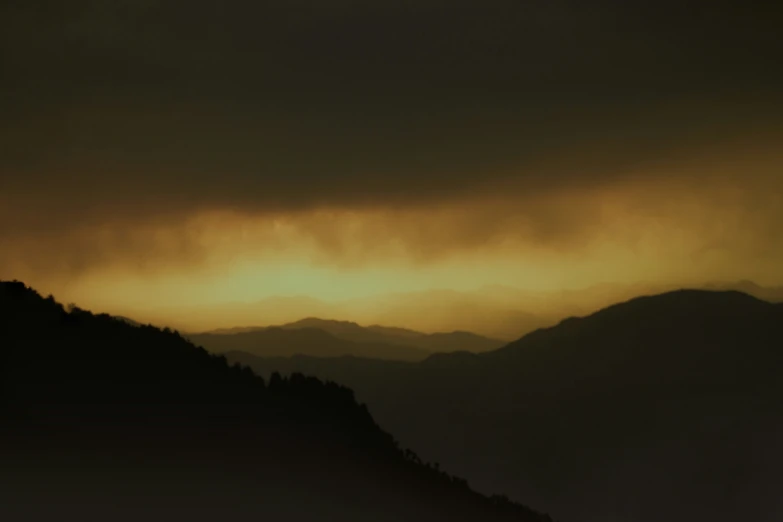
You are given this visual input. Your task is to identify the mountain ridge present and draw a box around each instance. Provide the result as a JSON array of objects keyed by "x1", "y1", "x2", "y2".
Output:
[
  {"x1": 109, "y1": 280, "x2": 783, "y2": 340},
  {"x1": 230, "y1": 287, "x2": 783, "y2": 522},
  {"x1": 0, "y1": 280, "x2": 552, "y2": 522},
  {"x1": 187, "y1": 326, "x2": 433, "y2": 361},
  {"x1": 188, "y1": 317, "x2": 505, "y2": 360}
]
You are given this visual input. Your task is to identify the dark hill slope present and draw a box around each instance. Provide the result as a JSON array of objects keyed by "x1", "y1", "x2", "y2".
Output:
[
  {"x1": 232, "y1": 289, "x2": 783, "y2": 522},
  {"x1": 484, "y1": 290, "x2": 782, "y2": 400},
  {"x1": 0, "y1": 281, "x2": 551, "y2": 522}
]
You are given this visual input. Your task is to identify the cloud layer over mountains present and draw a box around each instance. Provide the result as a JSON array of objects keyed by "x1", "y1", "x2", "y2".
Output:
[{"x1": 2, "y1": 1, "x2": 781, "y2": 308}]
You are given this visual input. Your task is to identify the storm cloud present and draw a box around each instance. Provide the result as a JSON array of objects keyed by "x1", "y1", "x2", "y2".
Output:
[{"x1": 1, "y1": 1, "x2": 782, "y2": 294}]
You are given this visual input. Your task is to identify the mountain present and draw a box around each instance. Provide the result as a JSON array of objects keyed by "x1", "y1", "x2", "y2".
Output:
[
  {"x1": 109, "y1": 280, "x2": 783, "y2": 340},
  {"x1": 113, "y1": 315, "x2": 144, "y2": 327},
  {"x1": 229, "y1": 289, "x2": 783, "y2": 522},
  {"x1": 282, "y1": 317, "x2": 428, "y2": 345},
  {"x1": 0, "y1": 281, "x2": 552, "y2": 522},
  {"x1": 195, "y1": 317, "x2": 505, "y2": 357},
  {"x1": 136, "y1": 289, "x2": 553, "y2": 339},
  {"x1": 363, "y1": 282, "x2": 783, "y2": 338},
  {"x1": 702, "y1": 280, "x2": 783, "y2": 303},
  {"x1": 188, "y1": 326, "x2": 432, "y2": 361},
  {"x1": 346, "y1": 290, "x2": 553, "y2": 340}
]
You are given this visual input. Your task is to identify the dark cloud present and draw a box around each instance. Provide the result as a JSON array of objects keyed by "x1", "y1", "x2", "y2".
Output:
[{"x1": 1, "y1": 1, "x2": 781, "y2": 255}]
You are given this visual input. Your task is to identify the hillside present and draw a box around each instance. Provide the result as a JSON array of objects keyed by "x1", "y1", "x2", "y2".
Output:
[
  {"x1": 0, "y1": 281, "x2": 552, "y2": 522},
  {"x1": 231, "y1": 289, "x2": 783, "y2": 522}
]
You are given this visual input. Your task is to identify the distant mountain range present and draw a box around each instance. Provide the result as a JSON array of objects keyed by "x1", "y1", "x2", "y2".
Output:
[
  {"x1": 118, "y1": 279, "x2": 783, "y2": 340},
  {"x1": 187, "y1": 318, "x2": 505, "y2": 361},
  {"x1": 178, "y1": 281, "x2": 783, "y2": 363},
  {"x1": 187, "y1": 326, "x2": 431, "y2": 361},
  {"x1": 229, "y1": 288, "x2": 783, "y2": 522},
  {"x1": 0, "y1": 281, "x2": 551, "y2": 522}
]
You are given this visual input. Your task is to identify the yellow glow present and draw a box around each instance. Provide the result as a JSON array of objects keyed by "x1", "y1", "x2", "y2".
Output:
[{"x1": 4, "y1": 154, "x2": 782, "y2": 335}]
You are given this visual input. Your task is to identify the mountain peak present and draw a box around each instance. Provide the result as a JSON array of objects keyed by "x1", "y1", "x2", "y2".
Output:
[
  {"x1": 288, "y1": 317, "x2": 364, "y2": 329},
  {"x1": 598, "y1": 288, "x2": 770, "y2": 315},
  {"x1": 489, "y1": 288, "x2": 779, "y2": 360}
]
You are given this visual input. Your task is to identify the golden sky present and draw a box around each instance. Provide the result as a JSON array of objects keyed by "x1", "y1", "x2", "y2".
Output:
[{"x1": 1, "y1": 2, "x2": 781, "y2": 333}]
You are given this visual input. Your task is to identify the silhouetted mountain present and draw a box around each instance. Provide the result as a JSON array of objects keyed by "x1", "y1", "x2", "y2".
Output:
[
  {"x1": 349, "y1": 289, "x2": 552, "y2": 339},
  {"x1": 113, "y1": 280, "x2": 783, "y2": 340},
  {"x1": 0, "y1": 281, "x2": 552, "y2": 522},
  {"x1": 419, "y1": 331, "x2": 505, "y2": 352},
  {"x1": 280, "y1": 318, "x2": 505, "y2": 353},
  {"x1": 112, "y1": 314, "x2": 144, "y2": 327},
  {"x1": 231, "y1": 289, "x2": 783, "y2": 522},
  {"x1": 156, "y1": 290, "x2": 552, "y2": 340},
  {"x1": 188, "y1": 326, "x2": 432, "y2": 361},
  {"x1": 367, "y1": 323, "x2": 425, "y2": 338},
  {"x1": 702, "y1": 280, "x2": 783, "y2": 303},
  {"x1": 190, "y1": 318, "x2": 504, "y2": 360},
  {"x1": 281, "y1": 317, "x2": 434, "y2": 346}
]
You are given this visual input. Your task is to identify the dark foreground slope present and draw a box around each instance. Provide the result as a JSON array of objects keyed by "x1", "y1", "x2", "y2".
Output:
[
  {"x1": 0, "y1": 281, "x2": 552, "y2": 522},
  {"x1": 232, "y1": 290, "x2": 783, "y2": 522}
]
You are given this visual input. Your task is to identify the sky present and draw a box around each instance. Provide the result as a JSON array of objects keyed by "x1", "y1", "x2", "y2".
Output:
[{"x1": 1, "y1": 1, "x2": 782, "y2": 330}]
